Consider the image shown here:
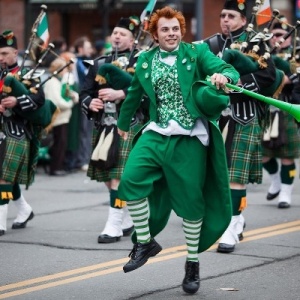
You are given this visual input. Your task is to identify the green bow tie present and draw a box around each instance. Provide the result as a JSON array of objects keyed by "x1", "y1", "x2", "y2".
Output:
[{"x1": 160, "y1": 50, "x2": 178, "y2": 59}]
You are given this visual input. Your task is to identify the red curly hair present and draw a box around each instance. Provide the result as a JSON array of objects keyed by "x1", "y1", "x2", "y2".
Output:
[{"x1": 149, "y1": 6, "x2": 186, "y2": 38}]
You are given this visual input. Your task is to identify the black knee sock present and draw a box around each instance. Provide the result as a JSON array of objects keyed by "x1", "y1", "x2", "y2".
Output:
[
  {"x1": 281, "y1": 163, "x2": 296, "y2": 185},
  {"x1": 110, "y1": 189, "x2": 125, "y2": 208},
  {"x1": 12, "y1": 183, "x2": 21, "y2": 201},
  {"x1": 231, "y1": 189, "x2": 247, "y2": 215},
  {"x1": 263, "y1": 158, "x2": 278, "y2": 175}
]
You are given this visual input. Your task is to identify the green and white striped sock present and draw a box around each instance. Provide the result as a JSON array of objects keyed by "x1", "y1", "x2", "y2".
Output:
[
  {"x1": 126, "y1": 198, "x2": 151, "y2": 244},
  {"x1": 183, "y1": 218, "x2": 203, "y2": 262}
]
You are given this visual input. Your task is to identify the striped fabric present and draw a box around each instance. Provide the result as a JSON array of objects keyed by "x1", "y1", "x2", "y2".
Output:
[
  {"x1": 126, "y1": 198, "x2": 151, "y2": 243},
  {"x1": 183, "y1": 219, "x2": 203, "y2": 262}
]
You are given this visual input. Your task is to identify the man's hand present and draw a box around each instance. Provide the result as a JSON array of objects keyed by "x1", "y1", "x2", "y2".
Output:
[
  {"x1": 89, "y1": 98, "x2": 104, "y2": 112},
  {"x1": 118, "y1": 128, "x2": 128, "y2": 140},
  {"x1": 98, "y1": 88, "x2": 125, "y2": 102},
  {"x1": 210, "y1": 73, "x2": 229, "y2": 90},
  {"x1": 1, "y1": 96, "x2": 17, "y2": 108},
  {"x1": 0, "y1": 104, "x2": 5, "y2": 113}
]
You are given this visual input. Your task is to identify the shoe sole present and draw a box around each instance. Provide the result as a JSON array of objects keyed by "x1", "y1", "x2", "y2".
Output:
[
  {"x1": 123, "y1": 244, "x2": 162, "y2": 273},
  {"x1": 98, "y1": 236, "x2": 121, "y2": 243},
  {"x1": 182, "y1": 282, "x2": 200, "y2": 294},
  {"x1": 278, "y1": 202, "x2": 290, "y2": 209},
  {"x1": 217, "y1": 244, "x2": 235, "y2": 253}
]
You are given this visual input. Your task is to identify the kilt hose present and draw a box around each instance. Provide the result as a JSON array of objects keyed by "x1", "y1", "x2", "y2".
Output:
[
  {"x1": 87, "y1": 121, "x2": 143, "y2": 182},
  {"x1": 228, "y1": 118, "x2": 263, "y2": 185},
  {"x1": 262, "y1": 111, "x2": 300, "y2": 158}
]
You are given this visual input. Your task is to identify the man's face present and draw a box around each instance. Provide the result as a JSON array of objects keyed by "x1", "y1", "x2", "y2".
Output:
[
  {"x1": 269, "y1": 29, "x2": 291, "y2": 49},
  {"x1": 79, "y1": 40, "x2": 94, "y2": 58},
  {"x1": 0, "y1": 46, "x2": 18, "y2": 68},
  {"x1": 220, "y1": 9, "x2": 246, "y2": 36},
  {"x1": 153, "y1": 17, "x2": 182, "y2": 52},
  {"x1": 110, "y1": 27, "x2": 134, "y2": 51}
]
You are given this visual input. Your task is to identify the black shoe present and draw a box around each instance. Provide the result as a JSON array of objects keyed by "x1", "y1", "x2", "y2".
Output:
[
  {"x1": 123, "y1": 238, "x2": 162, "y2": 273},
  {"x1": 98, "y1": 234, "x2": 121, "y2": 243},
  {"x1": 278, "y1": 202, "x2": 290, "y2": 209},
  {"x1": 0, "y1": 230, "x2": 5, "y2": 236},
  {"x1": 182, "y1": 261, "x2": 200, "y2": 294},
  {"x1": 238, "y1": 232, "x2": 244, "y2": 241},
  {"x1": 266, "y1": 190, "x2": 280, "y2": 200},
  {"x1": 12, "y1": 211, "x2": 34, "y2": 229},
  {"x1": 217, "y1": 243, "x2": 235, "y2": 253},
  {"x1": 238, "y1": 222, "x2": 246, "y2": 241},
  {"x1": 50, "y1": 170, "x2": 68, "y2": 176},
  {"x1": 122, "y1": 225, "x2": 134, "y2": 237}
]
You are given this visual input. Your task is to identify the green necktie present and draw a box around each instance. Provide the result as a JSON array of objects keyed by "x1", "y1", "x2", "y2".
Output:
[{"x1": 160, "y1": 50, "x2": 178, "y2": 59}]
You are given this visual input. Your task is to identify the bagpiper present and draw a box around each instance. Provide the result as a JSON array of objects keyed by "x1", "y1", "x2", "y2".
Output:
[
  {"x1": 80, "y1": 17, "x2": 149, "y2": 243},
  {"x1": 0, "y1": 30, "x2": 56, "y2": 236}
]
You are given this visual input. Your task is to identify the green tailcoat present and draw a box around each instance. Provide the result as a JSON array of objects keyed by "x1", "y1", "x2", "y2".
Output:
[{"x1": 118, "y1": 42, "x2": 240, "y2": 252}]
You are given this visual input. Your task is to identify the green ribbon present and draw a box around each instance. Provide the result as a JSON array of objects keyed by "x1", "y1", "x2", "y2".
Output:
[{"x1": 160, "y1": 50, "x2": 178, "y2": 58}]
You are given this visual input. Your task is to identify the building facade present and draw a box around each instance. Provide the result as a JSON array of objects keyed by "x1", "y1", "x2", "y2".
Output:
[{"x1": 0, "y1": 0, "x2": 295, "y2": 51}]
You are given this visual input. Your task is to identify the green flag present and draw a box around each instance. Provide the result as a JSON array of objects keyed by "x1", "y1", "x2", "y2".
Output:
[
  {"x1": 140, "y1": 0, "x2": 157, "y2": 21},
  {"x1": 36, "y1": 12, "x2": 49, "y2": 48}
]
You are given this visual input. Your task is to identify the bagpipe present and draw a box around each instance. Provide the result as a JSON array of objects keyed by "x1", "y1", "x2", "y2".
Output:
[
  {"x1": 90, "y1": 9, "x2": 155, "y2": 170},
  {"x1": 1, "y1": 5, "x2": 76, "y2": 133},
  {"x1": 220, "y1": 1, "x2": 300, "y2": 106},
  {"x1": 90, "y1": 54, "x2": 136, "y2": 170},
  {"x1": 220, "y1": 4, "x2": 300, "y2": 137}
]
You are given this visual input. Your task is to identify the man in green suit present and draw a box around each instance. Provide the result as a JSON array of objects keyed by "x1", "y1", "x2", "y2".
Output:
[{"x1": 117, "y1": 6, "x2": 239, "y2": 294}]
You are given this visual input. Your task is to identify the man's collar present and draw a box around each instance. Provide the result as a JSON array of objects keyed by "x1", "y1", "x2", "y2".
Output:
[{"x1": 221, "y1": 27, "x2": 245, "y2": 41}]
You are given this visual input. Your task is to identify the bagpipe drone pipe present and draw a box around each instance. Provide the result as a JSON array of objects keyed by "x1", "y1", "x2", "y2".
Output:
[
  {"x1": 90, "y1": 63, "x2": 133, "y2": 170},
  {"x1": 1, "y1": 52, "x2": 75, "y2": 133},
  {"x1": 0, "y1": 5, "x2": 65, "y2": 133},
  {"x1": 2, "y1": 71, "x2": 57, "y2": 131}
]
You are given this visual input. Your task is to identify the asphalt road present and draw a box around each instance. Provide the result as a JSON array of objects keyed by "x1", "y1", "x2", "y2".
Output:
[{"x1": 1, "y1": 164, "x2": 300, "y2": 300}]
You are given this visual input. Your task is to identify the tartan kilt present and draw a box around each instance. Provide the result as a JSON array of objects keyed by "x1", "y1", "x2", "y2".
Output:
[
  {"x1": 0, "y1": 134, "x2": 31, "y2": 185},
  {"x1": 87, "y1": 121, "x2": 143, "y2": 182},
  {"x1": 229, "y1": 118, "x2": 263, "y2": 184},
  {"x1": 262, "y1": 111, "x2": 300, "y2": 158}
]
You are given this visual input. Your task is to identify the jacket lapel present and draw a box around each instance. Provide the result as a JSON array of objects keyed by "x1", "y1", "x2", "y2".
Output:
[
  {"x1": 136, "y1": 48, "x2": 157, "y2": 103},
  {"x1": 177, "y1": 43, "x2": 197, "y2": 102}
]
